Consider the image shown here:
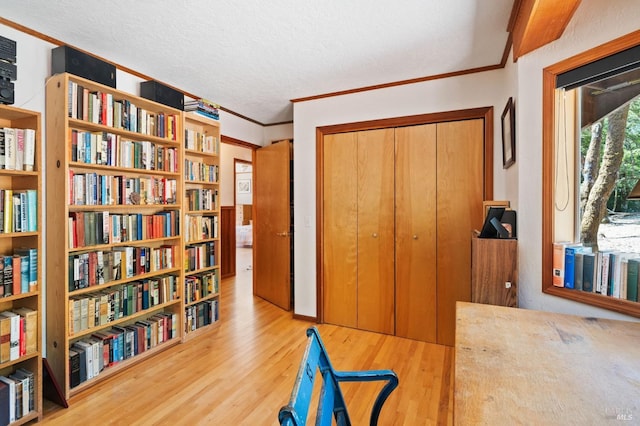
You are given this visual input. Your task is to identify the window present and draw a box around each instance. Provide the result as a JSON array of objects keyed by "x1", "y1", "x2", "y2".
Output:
[{"x1": 543, "y1": 31, "x2": 640, "y2": 317}]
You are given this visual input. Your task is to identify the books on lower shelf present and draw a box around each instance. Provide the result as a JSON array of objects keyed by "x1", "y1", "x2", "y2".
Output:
[
  {"x1": 69, "y1": 311, "x2": 178, "y2": 389},
  {"x1": 0, "y1": 248, "x2": 38, "y2": 298},
  {"x1": 0, "y1": 308, "x2": 38, "y2": 363},
  {"x1": 0, "y1": 189, "x2": 37, "y2": 234},
  {"x1": 553, "y1": 242, "x2": 640, "y2": 301},
  {"x1": 0, "y1": 367, "x2": 35, "y2": 424},
  {"x1": 185, "y1": 299, "x2": 219, "y2": 333}
]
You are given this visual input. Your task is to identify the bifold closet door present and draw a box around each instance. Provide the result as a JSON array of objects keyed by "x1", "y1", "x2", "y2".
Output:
[
  {"x1": 395, "y1": 124, "x2": 438, "y2": 342},
  {"x1": 436, "y1": 119, "x2": 484, "y2": 346},
  {"x1": 356, "y1": 128, "x2": 395, "y2": 334},
  {"x1": 323, "y1": 132, "x2": 358, "y2": 328}
]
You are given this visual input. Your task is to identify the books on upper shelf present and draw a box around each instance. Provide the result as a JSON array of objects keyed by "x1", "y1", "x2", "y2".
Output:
[
  {"x1": 0, "y1": 127, "x2": 36, "y2": 172},
  {"x1": 0, "y1": 248, "x2": 38, "y2": 298},
  {"x1": 552, "y1": 241, "x2": 640, "y2": 301},
  {"x1": 0, "y1": 308, "x2": 38, "y2": 363},
  {"x1": 184, "y1": 98, "x2": 219, "y2": 121}
]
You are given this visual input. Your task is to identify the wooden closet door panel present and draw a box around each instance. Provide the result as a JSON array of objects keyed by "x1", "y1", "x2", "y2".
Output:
[
  {"x1": 323, "y1": 132, "x2": 358, "y2": 327},
  {"x1": 436, "y1": 119, "x2": 485, "y2": 346},
  {"x1": 395, "y1": 124, "x2": 438, "y2": 342},
  {"x1": 357, "y1": 128, "x2": 395, "y2": 334}
]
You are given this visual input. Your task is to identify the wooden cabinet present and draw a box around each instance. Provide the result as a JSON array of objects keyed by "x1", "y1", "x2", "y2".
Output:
[
  {"x1": 183, "y1": 112, "x2": 221, "y2": 339},
  {"x1": 46, "y1": 73, "x2": 184, "y2": 399},
  {"x1": 471, "y1": 233, "x2": 518, "y2": 307},
  {"x1": 0, "y1": 104, "x2": 43, "y2": 423}
]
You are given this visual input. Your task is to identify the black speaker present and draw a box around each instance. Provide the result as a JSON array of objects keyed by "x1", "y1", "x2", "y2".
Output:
[
  {"x1": 51, "y1": 45, "x2": 116, "y2": 88},
  {"x1": 140, "y1": 80, "x2": 184, "y2": 111},
  {"x1": 0, "y1": 78, "x2": 14, "y2": 105}
]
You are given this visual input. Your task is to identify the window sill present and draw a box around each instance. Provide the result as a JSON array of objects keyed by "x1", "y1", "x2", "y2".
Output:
[{"x1": 543, "y1": 285, "x2": 640, "y2": 319}]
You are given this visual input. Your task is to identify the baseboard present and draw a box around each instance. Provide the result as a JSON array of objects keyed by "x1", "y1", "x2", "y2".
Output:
[{"x1": 292, "y1": 313, "x2": 317, "y2": 323}]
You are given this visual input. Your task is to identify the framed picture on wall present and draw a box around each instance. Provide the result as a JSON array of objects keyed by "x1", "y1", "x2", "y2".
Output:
[
  {"x1": 237, "y1": 178, "x2": 252, "y2": 194},
  {"x1": 501, "y1": 97, "x2": 516, "y2": 169}
]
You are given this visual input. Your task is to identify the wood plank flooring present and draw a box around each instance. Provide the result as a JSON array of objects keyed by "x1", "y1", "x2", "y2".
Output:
[{"x1": 41, "y1": 249, "x2": 454, "y2": 424}]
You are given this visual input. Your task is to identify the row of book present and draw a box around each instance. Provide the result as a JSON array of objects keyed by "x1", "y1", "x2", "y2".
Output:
[
  {"x1": 68, "y1": 171, "x2": 178, "y2": 206},
  {"x1": 0, "y1": 127, "x2": 36, "y2": 173},
  {"x1": 553, "y1": 242, "x2": 640, "y2": 301},
  {"x1": 69, "y1": 275, "x2": 178, "y2": 334},
  {"x1": 0, "y1": 367, "x2": 35, "y2": 425},
  {"x1": 185, "y1": 241, "x2": 216, "y2": 273},
  {"x1": 0, "y1": 308, "x2": 37, "y2": 363},
  {"x1": 184, "y1": 127, "x2": 219, "y2": 154},
  {"x1": 186, "y1": 188, "x2": 218, "y2": 212},
  {"x1": 185, "y1": 270, "x2": 219, "y2": 304},
  {"x1": 185, "y1": 299, "x2": 219, "y2": 332},
  {"x1": 185, "y1": 215, "x2": 218, "y2": 243},
  {"x1": 184, "y1": 99, "x2": 220, "y2": 121},
  {"x1": 68, "y1": 81, "x2": 180, "y2": 141},
  {"x1": 0, "y1": 249, "x2": 37, "y2": 298},
  {"x1": 69, "y1": 311, "x2": 179, "y2": 389},
  {"x1": 0, "y1": 189, "x2": 37, "y2": 234},
  {"x1": 68, "y1": 245, "x2": 177, "y2": 291},
  {"x1": 71, "y1": 130, "x2": 178, "y2": 173},
  {"x1": 184, "y1": 159, "x2": 219, "y2": 183},
  {"x1": 68, "y1": 211, "x2": 179, "y2": 249}
]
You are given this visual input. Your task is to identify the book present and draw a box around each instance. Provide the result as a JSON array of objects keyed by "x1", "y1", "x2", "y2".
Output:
[
  {"x1": 8, "y1": 371, "x2": 28, "y2": 417},
  {"x1": 13, "y1": 307, "x2": 37, "y2": 355},
  {"x1": 26, "y1": 190, "x2": 36, "y2": 232},
  {"x1": 627, "y1": 258, "x2": 640, "y2": 302},
  {"x1": 0, "y1": 380, "x2": 9, "y2": 426},
  {"x1": 15, "y1": 128, "x2": 24, "y2": 171},
  {"x1": 14, "y1": 368, "x2": 34, "y2": 413},
  {"x1": 14, "y1": 248, "x2": 37, "y2": 292},
  {"x1": 0, "y1": 314, "x2": 10, "y2": 363},
  {"x1": 23, "y1": 128, "x2": 36, "y2": 171},
  {"x1": 563, "y1": 244, "x2": 582, "y2": 289},
  {"x1": 582, "y1": 252, "x2": 596, "y2": 293},
  {"x1": 4, "y1": 127, "x2": 15, "y2": 171},
  {"x1": 0, "y1": 376, "x2": 15, "y2": 423},
  {"x1": 574, "y1": 252, "x2": 584, "y2": 291},
  {"x1": 0, "y1": 311, "x2": 20, "y2": 361}
]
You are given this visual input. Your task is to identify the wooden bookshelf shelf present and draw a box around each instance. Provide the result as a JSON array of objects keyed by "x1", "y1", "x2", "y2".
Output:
[
  {"x1": 0, "y1": 104, "x2": 43, "y2": 422},
  {"x1": 70, "y1": 162, "x2": 181, "y2": 177}
]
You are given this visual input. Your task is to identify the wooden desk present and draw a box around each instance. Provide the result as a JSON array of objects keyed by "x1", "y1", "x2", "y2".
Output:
[{"x1": 454, "y1": 302, "x2": 640, "y2": 424}]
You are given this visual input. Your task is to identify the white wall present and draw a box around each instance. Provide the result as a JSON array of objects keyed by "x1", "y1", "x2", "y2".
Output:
[
  {"x1": 293, "y1": 69, "x2": 513, "y2": 317},
  {"x1": 516, "y1": 0, "x2": 640, "y2": 321},
  {"x1": 264, "y1": 122, "x2": 294, "y2": 144},
  {"x1": 220, "y1": 144, "x2": 253, "y2": 206}
]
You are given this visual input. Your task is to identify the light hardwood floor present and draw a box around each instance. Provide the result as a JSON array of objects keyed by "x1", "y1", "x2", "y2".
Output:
[{"x1": 41, "y1": 249, "x2": 454, "y2": 425}]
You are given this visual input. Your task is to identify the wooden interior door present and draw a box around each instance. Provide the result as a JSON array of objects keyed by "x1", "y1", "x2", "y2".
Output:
[
  {"x1": 322, "y1": 132, "x2": 358, "y2": 327},
  {"x1": 254, "y1": 140, "x2": 291, "y2": 310},
  {"x1": 356, "y1": 128, "x2": 395, "y2": 334},
  {"x1": 435, "y1": 119, "x2": 484, "y2": 346},
  {"x1": 395, "y1": 124, "x2": 438, "y2": 342}
]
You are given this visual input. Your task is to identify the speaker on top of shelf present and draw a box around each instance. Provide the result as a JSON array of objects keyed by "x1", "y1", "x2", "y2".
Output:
[
  {"x1": 140, "y1": 80, "x2": 184, "y2": 111},
  {"x1": 51, "y1": 45, "x2": 116, "y2": 88},
  {"x1": 0, "y1": 78, "x2": 14, "y2": 105}
]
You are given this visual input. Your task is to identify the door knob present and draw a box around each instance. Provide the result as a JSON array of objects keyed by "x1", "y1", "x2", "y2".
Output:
[
  {"x1": 413, "y1": 234, "x2": 418, "y2": 240},
  {"x1": 372, "y1": 233, "x2": 378, "y2": 238},
  {"x1": 276, "y1": 232, "x2": 289, "y2": 237}
]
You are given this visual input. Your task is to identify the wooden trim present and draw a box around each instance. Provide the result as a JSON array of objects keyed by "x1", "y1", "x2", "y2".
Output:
[
  {"x1": 221, "y1": 135, "x2": 261, "y2": 150},
  {"x1": 220, "y1": 206, "x2": 236, "y2": 278},
  {"x1": 292, "y1": 65, "x2": 503, "y2": 104},
  {"x1": 511, "y1": 0, "x2": 582, "y2": 61},
  {"x1": 292, "y1": 313, "x2": 318, "y2": 323},
  {"x1": 316, "y1": 107, "x2": 494, "y2": 323},
  {"x1": 542, "y1": 30, "x2": 640, "y2": 318}
]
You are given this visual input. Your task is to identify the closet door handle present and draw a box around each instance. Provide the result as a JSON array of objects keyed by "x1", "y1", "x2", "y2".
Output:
[
  {"x1": 372, "y1": 233, "x2": 378, "y2": 238},
  {"x1": 413, "y1": 234, "x2": 418, "y2": 240}
]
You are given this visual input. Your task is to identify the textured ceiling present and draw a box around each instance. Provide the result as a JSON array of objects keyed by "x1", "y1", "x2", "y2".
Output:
[{"x1": 1, "y1": 0, "x2": 514, "y2": 125}]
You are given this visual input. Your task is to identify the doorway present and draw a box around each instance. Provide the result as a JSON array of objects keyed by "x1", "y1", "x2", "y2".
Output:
[{"x1": 235, "y1": 159, "x2": 253, "y2": 275}]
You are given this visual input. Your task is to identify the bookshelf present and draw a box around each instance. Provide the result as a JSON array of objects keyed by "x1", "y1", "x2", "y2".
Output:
[
  {"x1": 45, "y1": 73, "x2": 183, "y2": 399},
  {"x1": 0, "y1": 105, "x2": 43, "y2": 424},
  {"x1": 182, "y1": 112, "x2": 221, "y2": 340}
]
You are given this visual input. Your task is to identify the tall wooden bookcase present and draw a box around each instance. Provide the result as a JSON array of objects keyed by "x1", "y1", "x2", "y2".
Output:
[
  {"x1": 46, "y1": 73, "x2": 184, "y2": 399},
  {"x1": 183, "y1": 112, "x2": 221, "y2": 340},
  {"x1": 0, "y1": 105, "x2": 43, "y2": 423}
]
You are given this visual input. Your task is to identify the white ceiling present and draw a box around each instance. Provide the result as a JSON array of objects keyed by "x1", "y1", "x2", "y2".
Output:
[{"x1": 1, "y1": 0, "x2": 514, "y2": 125}]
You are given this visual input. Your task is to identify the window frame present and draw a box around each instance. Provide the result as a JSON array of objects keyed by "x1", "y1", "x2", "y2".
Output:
[{"x1": 542, "y1": 29, "x2": 640, "y2": 318}]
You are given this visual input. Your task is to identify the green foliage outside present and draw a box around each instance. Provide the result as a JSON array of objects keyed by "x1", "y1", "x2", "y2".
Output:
[{"x1": 581, "y1": 98, "x2": 640, "y2": 212}]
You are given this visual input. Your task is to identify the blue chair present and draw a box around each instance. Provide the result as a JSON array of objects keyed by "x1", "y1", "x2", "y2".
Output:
[{"x1": 278, "y1": 327, "x2": 399, "y2": 426}]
